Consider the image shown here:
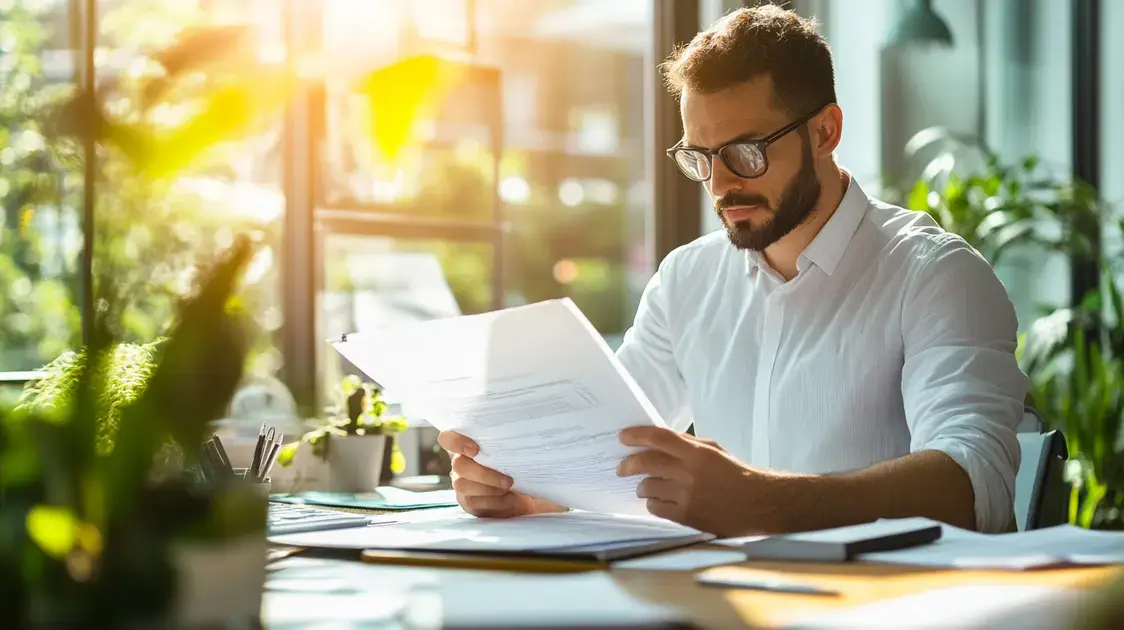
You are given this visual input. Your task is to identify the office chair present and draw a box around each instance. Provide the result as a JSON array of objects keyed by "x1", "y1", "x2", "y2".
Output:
[{"x1": 1014, "y1": 406, "x2": 1069, "y2": 530}]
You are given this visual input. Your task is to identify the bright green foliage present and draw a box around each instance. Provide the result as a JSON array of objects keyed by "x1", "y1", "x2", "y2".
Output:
[{"x1": 16, "y1": 341, "x2": 161, "y2": 454}]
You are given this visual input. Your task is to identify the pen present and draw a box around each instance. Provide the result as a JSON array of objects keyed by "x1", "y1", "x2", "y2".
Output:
[
  {"x1": 257, "y1": 435, "x2": 282, "y2": 482},
  {"x1": 697, "y1": 574, "x2": 839, "y2": 596},
  {"x1": 247, "y1": 423, "x2": 266, "y2": 479},
  {"x1": 211, "y1": 435, "x2": 232, "y2": 473},
  {"x1": 204, "y1": 439, "x2": 226, "y2": 476}
]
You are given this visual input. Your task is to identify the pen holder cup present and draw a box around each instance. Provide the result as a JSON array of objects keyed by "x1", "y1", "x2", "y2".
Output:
[
  {"x1": 234, "y1": 468, "x2": 271, "y2": 497},
  {"x1": 172, "y1": 476, "x2": 269, "y2": 628}
]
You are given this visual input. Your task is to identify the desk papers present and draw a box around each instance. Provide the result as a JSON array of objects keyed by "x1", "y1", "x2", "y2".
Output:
[
  {"x1": 784, "y1": 585, "x2": 1086, "y2": 630},
  {"x1": 857, "y1": 518, "x2": 1124, "y2": 569},
  {"x1": 265, "y1": 558, "x2": 686, "y2": 629},
  {"x1": 269, "y1": 509, "x2": 710, "y2": 555},
  {"x1": 330, "y1": 298, "x2": 667, "y2": 516}
]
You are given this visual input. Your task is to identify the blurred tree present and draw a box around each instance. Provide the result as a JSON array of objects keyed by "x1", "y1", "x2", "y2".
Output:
[
  {"x1": 0, "y1": 1, "x2": 281, "y2": 375},
  {"x1": 0, "y1": 1, "x2": 83, "y2": 370}
]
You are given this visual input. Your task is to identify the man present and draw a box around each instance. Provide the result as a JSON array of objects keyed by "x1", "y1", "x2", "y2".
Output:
[{"x1": 438, "y1": 5, "x2": 1028, "y2": 536}]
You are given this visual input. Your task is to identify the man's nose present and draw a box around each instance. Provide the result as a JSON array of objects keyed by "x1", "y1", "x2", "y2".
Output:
[{"x1": 707, "y1": 156, "x2": 743, "y2": 200}]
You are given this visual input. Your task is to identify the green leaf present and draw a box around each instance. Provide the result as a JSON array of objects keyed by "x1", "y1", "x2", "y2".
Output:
[
  {"x1": 906, "y1": 179, "x2": 930, "y2": 212},
  {"x1": 277, "y1": 442, "x2": 298, "y2": 468},
  {"x1": 26, "y1": 505, "x2": 77, "y2": 558}
]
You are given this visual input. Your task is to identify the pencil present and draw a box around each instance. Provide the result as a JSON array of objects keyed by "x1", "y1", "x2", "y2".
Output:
[{"x1": 360, "y1": 549, "x2": 601, "y2": 573}]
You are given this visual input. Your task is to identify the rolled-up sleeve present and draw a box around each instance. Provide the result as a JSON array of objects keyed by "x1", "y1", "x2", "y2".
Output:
[
  {"x1": 901, "y1": 239, "x2": 1029, "y2": 533},
  {"x1": 615, "y1": 251, "x2": 693, "y2": 432}
]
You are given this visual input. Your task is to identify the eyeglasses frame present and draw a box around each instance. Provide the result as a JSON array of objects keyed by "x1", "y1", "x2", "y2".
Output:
[{"x1": 665, "y1": 102, "x2": 834, "y2": 182}]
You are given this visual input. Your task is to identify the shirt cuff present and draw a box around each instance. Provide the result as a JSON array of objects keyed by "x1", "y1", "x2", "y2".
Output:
[{"x1": 922, "y1": 436, "x2": 1017, "y2": 533}]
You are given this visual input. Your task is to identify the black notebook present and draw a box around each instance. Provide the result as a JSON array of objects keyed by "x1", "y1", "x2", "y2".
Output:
[{"x1": 741, "y1": 517, "x2": 943, "y2": 562}]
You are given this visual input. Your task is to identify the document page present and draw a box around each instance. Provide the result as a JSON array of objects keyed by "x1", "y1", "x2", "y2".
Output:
[
  {"x1": 330, "y1": 298, "x2": 667, "y2": 515},
  {"x1": 857, "y1": 519, "x2": 1124, "y2": 568},
  {"x1": 269, "y1": 510, "x2": 707, "y2": 551}
]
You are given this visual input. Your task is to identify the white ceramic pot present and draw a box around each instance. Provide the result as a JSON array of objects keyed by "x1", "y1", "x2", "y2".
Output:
[
  {"x1": 171, "y1": 483, "x2": 269, "y2": 627},
  {"x1": 327, "y1": 434, "x2": 387, "y2": 493}
]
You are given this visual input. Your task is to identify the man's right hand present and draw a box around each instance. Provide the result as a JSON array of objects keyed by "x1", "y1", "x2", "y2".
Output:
[{"x1": 437, "y1": 431, "x2": 567, "y2": 518}]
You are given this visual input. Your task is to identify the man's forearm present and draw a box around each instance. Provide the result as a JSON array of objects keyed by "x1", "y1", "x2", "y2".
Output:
[{"x1": 764, "y1": 449, "x2": 977, "y2": 533}]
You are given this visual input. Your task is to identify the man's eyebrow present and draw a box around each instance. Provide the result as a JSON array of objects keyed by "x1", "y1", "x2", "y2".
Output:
[{"x1": 680, "y1": 130, "x2": 766, "y2": 150}]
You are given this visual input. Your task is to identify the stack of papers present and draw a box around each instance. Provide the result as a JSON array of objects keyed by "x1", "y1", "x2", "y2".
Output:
[
  {"x1": 269, "y1": 509, "x2": 712, "y2": 560},
  {"x1": 329, "y1": 298, "x2": 669, "y2": 516},
  {"x1": 270, "y1": 487, "x2": 459, "y2": 511},
  {"x1": 857, "y1": 518, "x2": 1124, "y2": 569}
]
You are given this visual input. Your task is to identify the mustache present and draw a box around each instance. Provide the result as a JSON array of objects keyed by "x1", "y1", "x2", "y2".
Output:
[{"x1": 716, "y1": 193, "x2": 770, "y2": 211}]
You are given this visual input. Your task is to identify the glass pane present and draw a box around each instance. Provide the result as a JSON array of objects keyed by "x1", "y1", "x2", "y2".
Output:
[
  {"x1": 0, "y1": 1, "x2": 82, "y2": 372},
  {"x1": 317, "y1": 233, "x2": 494, "y2": 399},
  {"x1": 319, "y1": 0, "x2": 655, "y2": 345},
  {"x1": 1103, "y1": 1, "x2": 1124, "y2": 278},
  {"x1": 94, "y1": 0, "x2": 285, "y2": 373}
]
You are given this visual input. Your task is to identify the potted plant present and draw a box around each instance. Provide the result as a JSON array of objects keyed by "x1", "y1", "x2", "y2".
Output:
[
  {"x1": 896, "y1": 127, "x2": 1121, "y2": 530},
  {"x1": 278, "y1": 375, "x2": 408, "y2": 493},
  {"x1": 1019, "y1": 259, "x2": 1124, "y2": 531},
  {"x1": 0, "y1": 237, "x2": 265, "y2": 628}
]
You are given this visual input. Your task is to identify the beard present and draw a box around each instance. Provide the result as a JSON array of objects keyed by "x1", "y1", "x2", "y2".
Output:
[{"x1": 717, "y1": 134, "x2": 821, "y2": 252}]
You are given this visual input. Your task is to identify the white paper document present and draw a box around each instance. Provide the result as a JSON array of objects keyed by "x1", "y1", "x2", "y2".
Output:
[
  {"x1": 330, "y1": 298, "x2": 667, "y2": 515},
  {"x1": 785, "y1": 585, "x2": 1086, "y2": 630},
  {"x1": 857, "y1": 518, "x2": 1124, "y2": 569},
  {"x1": 268, "y1": 509, "x2": 707, "y2": 552}
]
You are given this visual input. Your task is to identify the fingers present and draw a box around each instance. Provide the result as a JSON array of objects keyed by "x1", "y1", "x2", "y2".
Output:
[
  {"x1": 451, "y1": 453, "x2": 513, "y2": 490},
  {"x1": 644, "y1": 497, "x2": 681, "y2": 522},
  {"x1": 452, "y1": 476, "x2": 509, "y2": 497},
  {"x1": 688, "y1": 435, "x2": 725, "y2": 452},
  {"x1": 616, "y1": 450, "x2": 683, "y2": 479},
  {"x1": 461, "y1": 491, "x2": 519, "y2": 518},
  {"x1": 618, "y1": 426, "x2": 693, "y2": 458},
  {"x1": 438, "y1": 431, "x2": 479, "y2": 457},
  {"x1": 636, "y1": 477, "x2": 683, "y2": 504}
]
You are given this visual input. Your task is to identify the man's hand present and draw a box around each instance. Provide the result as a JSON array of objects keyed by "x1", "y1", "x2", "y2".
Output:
[
  {"x1": 618, "y1": 426, "x2": 784, "y2": 537},
  {"x1": 437, "y1": 431, "x2": 568, "y2": 518}
]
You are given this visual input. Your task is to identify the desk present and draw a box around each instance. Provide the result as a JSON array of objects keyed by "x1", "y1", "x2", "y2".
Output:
[
  {"x1": 609, "y1": 553, "x2": 1120, "y2": 628},
  {"x1": 266, "y1": 509, "x2": 1124, "y2": 629}
]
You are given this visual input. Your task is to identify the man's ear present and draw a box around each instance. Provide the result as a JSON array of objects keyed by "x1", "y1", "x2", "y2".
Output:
[{"x1": 813, "y1": 103, "x2": 843, "y2": 158}]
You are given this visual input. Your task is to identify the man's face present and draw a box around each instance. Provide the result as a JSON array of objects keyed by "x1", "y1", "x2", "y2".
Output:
[{"x1": 680, "y1": 77, "x2": 822, "y2": 251}]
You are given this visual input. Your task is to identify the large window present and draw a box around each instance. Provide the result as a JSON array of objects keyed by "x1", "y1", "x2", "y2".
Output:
[
  {"x1": 2, "y1": 1, "x2": 699, "y2": 412},
  {"x1": 313, "y1": 0, "x2": 658, "y2": 403},
  {"x1": 94, "y1": 0, "x2": 286, "y2": 374},
  {"x1": 0, "y1": 1, "x2": 82, "y2": 377}
]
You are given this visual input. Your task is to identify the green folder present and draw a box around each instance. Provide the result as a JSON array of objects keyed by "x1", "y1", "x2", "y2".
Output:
[{"x1": 270, "y1": 487, "x2": 458, "y2": 511}]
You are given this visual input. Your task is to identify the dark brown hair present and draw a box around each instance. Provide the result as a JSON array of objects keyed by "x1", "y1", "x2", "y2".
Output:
[{"x1": 660, "y1": 5, "x2": 836, "y2": 118}]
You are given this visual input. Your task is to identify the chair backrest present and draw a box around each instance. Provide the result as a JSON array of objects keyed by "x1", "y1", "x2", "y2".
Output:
[{"x1": 1014, "y1": 407, "x2": 1069, "y2": 530}]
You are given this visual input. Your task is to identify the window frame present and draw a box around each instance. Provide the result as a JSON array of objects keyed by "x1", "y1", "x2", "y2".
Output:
[{"x1": 0, "y1": 0, "x2": 705, "y2": 407}]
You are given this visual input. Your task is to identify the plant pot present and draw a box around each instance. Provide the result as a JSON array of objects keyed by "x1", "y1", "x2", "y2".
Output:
[
  {"x1": 170, "y1": 482, "x2": 269, "y2": 627},
  {"x1": 327, "y1": 434, "x2": 386, "y2": 493}
]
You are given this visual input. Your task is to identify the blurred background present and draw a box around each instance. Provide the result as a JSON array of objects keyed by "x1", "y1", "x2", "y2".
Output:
[{"x1": 1, "y1": 0, "x2": 1121, "y2": 515}]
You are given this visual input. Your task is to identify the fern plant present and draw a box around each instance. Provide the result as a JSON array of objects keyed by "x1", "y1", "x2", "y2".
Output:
[{"x1": 16, "y1": 342, "x2": 160, "y2": 455}]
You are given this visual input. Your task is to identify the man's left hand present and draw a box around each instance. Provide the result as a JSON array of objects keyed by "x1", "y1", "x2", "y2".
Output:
[{"x1": 617, "y1": 426, "x2": 785, "y2": 537}]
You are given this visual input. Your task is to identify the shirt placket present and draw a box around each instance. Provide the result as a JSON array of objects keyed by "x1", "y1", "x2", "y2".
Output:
[{"x1": 751, "y1": 287, "x2": 785, "y2": 469}]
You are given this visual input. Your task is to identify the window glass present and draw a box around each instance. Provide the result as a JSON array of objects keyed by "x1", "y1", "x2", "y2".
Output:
[
  {"x1": 0, "y1": 1, "x2": 83, "y2": 373},
  {"x1": 316, "y1": 0, "x2": 656, "y2": 401},
  {"x1": 96, "y1": 0, "x2": 285, "y2": 374}
]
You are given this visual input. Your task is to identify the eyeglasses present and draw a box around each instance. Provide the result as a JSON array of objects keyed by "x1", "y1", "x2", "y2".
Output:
[{"x1": 666, "y1": 103, "x2": 832, "y2": 182}]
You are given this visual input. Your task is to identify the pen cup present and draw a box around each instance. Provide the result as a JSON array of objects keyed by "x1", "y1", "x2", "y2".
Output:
[{"x1": 234, "y1": 468, "x2": 271, "y2": 497}]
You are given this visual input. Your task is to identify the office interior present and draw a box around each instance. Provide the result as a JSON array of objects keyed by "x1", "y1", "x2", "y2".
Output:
[{"x1": 2, "y1": 0, "x2": 1124, "y2": 628}]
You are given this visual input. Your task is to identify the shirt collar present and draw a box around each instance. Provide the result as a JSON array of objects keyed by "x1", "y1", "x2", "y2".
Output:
[{"x1": 742, "y1": 175, "x2": 869, "y2": 278}]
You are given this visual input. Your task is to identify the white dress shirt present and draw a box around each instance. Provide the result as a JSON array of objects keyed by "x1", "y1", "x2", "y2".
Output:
[{"x1": 615, "y1": 177, "x2": 1029, "y2": 533}]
